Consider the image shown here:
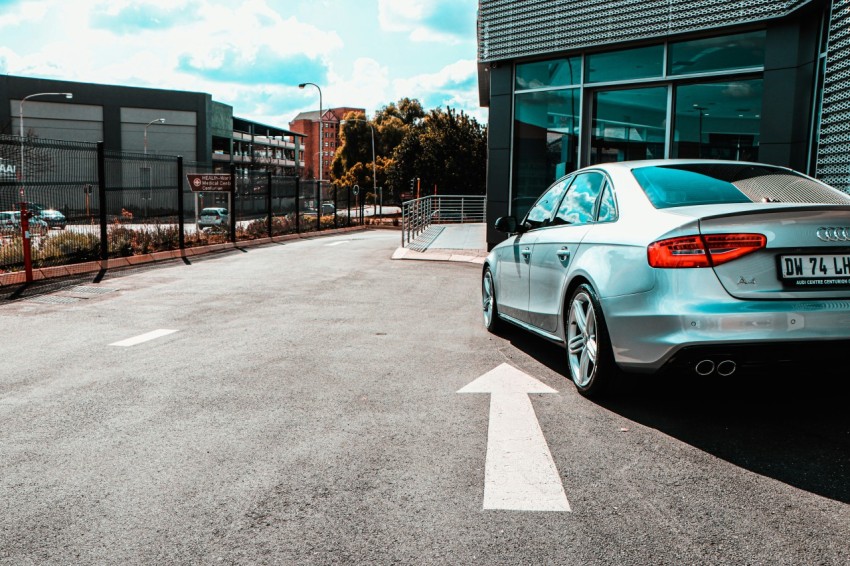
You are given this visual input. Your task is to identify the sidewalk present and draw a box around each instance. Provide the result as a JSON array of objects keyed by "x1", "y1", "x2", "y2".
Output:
[{"x1": 392, "y1": 223, "x2": 489, "y2": 264}]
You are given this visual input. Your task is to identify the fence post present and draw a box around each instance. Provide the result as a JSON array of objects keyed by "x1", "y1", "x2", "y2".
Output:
[
  {"x1": 347, "y1": 186, "x2": 351, "y2": 228},
  {"x1": 315, "y1": 180, "x2": 321, "y2": 232},
  {"x1": 266, "y1": 171, "x2": 273, "y2": 237},
  {"x1": 97, "y1": 142, "x2": 108, "y2": 261},
  {"x1": 229, "y1": 163, "x2": 236, "y2": 242},
  {"x1": 177, "y1": 156, "x2": 185, "y2": 250},
  {"x1": 295, "y1": 177, "x2": 301, "y2": 234}
]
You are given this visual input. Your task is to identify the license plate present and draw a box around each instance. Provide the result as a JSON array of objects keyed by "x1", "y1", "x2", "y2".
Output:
[{"x1": 780, "y1": 254, "x2": 850, "y2": 285}]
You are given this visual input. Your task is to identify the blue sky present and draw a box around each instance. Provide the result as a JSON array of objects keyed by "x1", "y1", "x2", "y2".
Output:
[{"x1": 0, "y1": 0, "x2": 485, "y2": 128}]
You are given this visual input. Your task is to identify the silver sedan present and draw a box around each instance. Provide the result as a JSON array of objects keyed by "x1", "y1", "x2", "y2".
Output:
[{"x1": 483, "y1": 159, "x2": 850, "y2": 397}]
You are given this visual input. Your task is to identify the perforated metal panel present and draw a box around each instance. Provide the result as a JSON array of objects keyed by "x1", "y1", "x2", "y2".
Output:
[
  {"x1": 817, "y1": 0, "x2": 850, "y2": 192},
  {"x1": 478, "y1": 0, "x2": 811, "y2": 62}
]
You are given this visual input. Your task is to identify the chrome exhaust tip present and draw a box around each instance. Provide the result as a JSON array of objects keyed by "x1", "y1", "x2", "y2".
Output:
[
  {"x1": 716, "y1": 360, "x2": 737, "y2": 377},
  {"x1": 694, "y1": 359, "x2": 715, "y2": 376}
]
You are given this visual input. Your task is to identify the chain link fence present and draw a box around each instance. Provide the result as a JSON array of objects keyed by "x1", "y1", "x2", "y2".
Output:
[{"x1": 0, "y1": 134, "x2": 361, "y2": 275}]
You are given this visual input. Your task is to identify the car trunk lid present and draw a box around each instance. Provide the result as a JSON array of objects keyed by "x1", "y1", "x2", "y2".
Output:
[{"x1": 698, "y1": 205, "x2": 850, "y2": 299}]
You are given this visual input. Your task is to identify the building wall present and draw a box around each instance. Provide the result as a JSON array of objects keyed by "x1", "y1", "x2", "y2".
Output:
[
  {"x1": 478, "y1": 0, "x2": 811, "y2": 63},
  {"x1": 818, "y1": 0, "x2": 850, "y2": 189},
  {"x1": 0, "y1": 75, "x2": 211, "y2": 162},
  {"x1": 477, "y1": 0, "x2": 838, "y2": 249},
  {"x1": 289, "y1": 106, "x2": 364, "y2": 180}
]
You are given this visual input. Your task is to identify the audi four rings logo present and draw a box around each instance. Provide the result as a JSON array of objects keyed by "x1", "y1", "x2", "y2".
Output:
[{"x1": 816, "y1": 227, "x2": 850, "y2": 241}]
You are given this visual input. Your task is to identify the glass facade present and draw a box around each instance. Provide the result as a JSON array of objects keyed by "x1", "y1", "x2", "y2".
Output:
[
  {"x1": 672, "y1": 80, "x2": 761, "y2": 160},
  {"x1": 590, "y1": 87, "x2": 667, "y2": 164},
  {"x1": 586, "y1": 45, "x2": 664, "y2": 83},
  {"x1": 511, "y1": 29, "x2": 768, "y2": 220},
  {"x1": 513, "y1": 88, "x2": 581, "y2": 218}
]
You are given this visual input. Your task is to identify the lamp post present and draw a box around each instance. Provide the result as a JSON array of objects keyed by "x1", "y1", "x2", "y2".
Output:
[
  {"x1": 17, "y1": 91, "x2": 72, "y2": 284},
  {"x1": 340, "y1": 117, "x2": 379, "y2": 219},
  {"x1": 19, "y1": 91, "x2": 73, "y2": 198},
  {"x1": 142, "y1": 118, "x2": 165, "y2": 218},
  {"x1": 144, "y1": 118, "x2": 166, "y2": 155},
  {"x1": 298, "y1": 81, "x2": 323, "y2": 189}
]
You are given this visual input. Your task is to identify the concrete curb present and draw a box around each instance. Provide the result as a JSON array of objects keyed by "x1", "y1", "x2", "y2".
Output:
[
  {"x1": 0, "y1": 226, "x2": 367, "y2": 287},
  {"x1": 391, "y1": 246, "x2": 488, "y2": 264}
]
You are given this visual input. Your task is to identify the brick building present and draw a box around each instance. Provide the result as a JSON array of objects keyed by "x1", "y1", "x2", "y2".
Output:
[{"x1": 289, "y1": 107, "x2": 364, "y2": 182}]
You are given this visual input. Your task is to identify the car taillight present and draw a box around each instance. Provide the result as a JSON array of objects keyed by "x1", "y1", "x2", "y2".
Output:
[{"x1": 647, "y1": 233, "x2": 766, "y2": 268}]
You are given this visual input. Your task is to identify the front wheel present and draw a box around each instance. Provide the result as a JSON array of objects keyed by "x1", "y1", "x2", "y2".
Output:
[
  {"x1": 566, "y1": 283, "x2": 619, "y2": 398},
  {"x1": 482, "y1": 267, "x2": 503, "y2": 333}
]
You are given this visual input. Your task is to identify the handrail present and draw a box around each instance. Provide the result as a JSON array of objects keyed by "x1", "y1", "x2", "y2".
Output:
[{"x1": 401, "y1": 194, "x2": 485, "y2": 248}]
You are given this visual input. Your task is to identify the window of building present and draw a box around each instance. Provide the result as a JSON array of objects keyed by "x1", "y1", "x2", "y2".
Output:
[
  {"x1": 590, "y1": 86, "x2": 667, "y2": 164},
  {"x1": 513, "y1": 88, "x2": 581, "y2": 220},
  {"x1": 516, "y1": 56, "x2": 581, "y2": 90},
  {"x1": 585, "y1": 45, "x2": 663, "y2": 83},
  {"x1": 668, "y1": 30, "x2": 765, "y2": 76},
  {"x1": 512, "y1": 29, "x2": 767, "y2": 217},
  {"x1": 672, "y1": 79, "x2": 762, "y2": 160}
]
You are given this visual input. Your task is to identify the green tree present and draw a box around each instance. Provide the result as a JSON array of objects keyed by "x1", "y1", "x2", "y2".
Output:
[{"x1": 388, "y1": 107, "x2": 487, "y2": 197}]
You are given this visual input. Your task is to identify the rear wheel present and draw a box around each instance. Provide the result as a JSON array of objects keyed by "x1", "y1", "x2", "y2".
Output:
[
  {"x1": 566, "y1": 283, "x2": 618, "y2": 398},
  {"x1": 482, "y1": 267, "x2": 503, "y2": 333}
]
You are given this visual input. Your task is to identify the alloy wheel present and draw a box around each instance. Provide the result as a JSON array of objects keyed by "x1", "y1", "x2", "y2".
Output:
[{"x1": 567, "y1": 290, "x2": 598, "y2": 388}]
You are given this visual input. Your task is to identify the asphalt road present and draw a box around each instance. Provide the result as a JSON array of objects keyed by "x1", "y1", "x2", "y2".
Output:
[{"x1": 1, "y1": 229, "x2": 848, "y2": 565}]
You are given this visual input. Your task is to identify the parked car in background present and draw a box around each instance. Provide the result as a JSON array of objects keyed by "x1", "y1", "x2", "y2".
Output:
[
  {"x1": 0, "y1": 210, "x2": 49, "y2": 235},
  {"x1": 483, "y1": 159, "x2": 850, "y2": 398},
  {"x1": 38, "y1": 208, "x2": 67, "y2": 230},
  {"x1": 197, "y1": 207, "x2": 229, "y2": 230},
  {"x1": 0, "y1": 211, "x2": 18, "y2": 235}
]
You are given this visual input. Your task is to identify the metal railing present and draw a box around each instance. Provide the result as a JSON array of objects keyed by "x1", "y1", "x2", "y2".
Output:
[{"x1": 401, "y1": 194, "x2": 485, "y2": 247}]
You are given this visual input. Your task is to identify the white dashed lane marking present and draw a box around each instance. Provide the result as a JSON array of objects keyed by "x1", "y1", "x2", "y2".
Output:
[{"x1": 109, "y1": 329, "x2": 178, "y2": 347}]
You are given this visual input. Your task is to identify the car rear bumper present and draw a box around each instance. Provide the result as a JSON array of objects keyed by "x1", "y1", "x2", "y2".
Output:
[{"x1": 604, "y1": 291, "x2": 850, "y2": 373}]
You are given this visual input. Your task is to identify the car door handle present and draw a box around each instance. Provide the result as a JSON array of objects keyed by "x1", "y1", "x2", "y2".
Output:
[
  {"x1": 556, "y1": 247, "x2": 571, "y2": 261},
  {"x1": 521, "y1": 247, "x2": 532, "y2": 260}
]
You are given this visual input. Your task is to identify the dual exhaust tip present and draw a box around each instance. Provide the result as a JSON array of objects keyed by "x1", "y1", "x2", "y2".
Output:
[{"x1": 694, "y1": 359, "x2": 737, "y2": 377}]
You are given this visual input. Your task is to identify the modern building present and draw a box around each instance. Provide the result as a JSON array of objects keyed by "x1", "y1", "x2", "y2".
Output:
[
  {"x1": 289, "y1": 106, "x2": 365, "y2": 181},
  {"x1": 0, "y1": 74, "x2": 305, "y2": 177},
  {"x1": 477, "y1": 0, "x2": 843, "y2": 249}
]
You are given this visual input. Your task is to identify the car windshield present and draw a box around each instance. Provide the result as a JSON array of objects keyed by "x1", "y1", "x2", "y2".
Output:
[
  {"x1": 631, "y1": 163, "x2": 850, "y2": 208},
  {"x1": 201, "y1": 209, "x2": 220, "y2": 216}
]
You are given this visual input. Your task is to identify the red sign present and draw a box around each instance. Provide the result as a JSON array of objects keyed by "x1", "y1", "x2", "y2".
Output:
[{"x1": 187, "y1": 173, "x2": 232, "y2": 192}]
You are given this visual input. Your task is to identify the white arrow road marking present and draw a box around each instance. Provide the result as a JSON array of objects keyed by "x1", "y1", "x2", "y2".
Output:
[
  {"x1": 109, "y1": 329, "x2": 178, "y2": 347},
  {"x1": 458, "y1": 363, "x2": 570, "y2": 512},
  {"x1": 326, "y1": 241, "x2": 350, "y2": 246}
]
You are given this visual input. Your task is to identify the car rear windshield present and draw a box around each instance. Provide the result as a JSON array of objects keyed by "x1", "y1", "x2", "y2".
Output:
[
  {"x1": 201, "y1": 209, "x2": 221, "y2": 216},
  {"x1": 631, "y1": 163, "x2": 850, "y2": 208}
]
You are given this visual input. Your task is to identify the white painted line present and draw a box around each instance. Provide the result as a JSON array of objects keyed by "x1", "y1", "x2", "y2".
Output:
[
  {"x1": 109, "y1": 329, "x2": 179, "y2": 347},
  {"x1": 458, "y1": 363, "x2": 570, "y2": 512},
  {"x1": 326, "y1": 241, "x2": 350, "y2": 246}
]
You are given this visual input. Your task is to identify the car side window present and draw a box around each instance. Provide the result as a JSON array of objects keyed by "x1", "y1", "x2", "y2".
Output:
[
  {"x1": 525, "y1": 178, "x2": 570, "y2": 228},
  {"x1": 554, "y1": 172, "x2": 605, "y2": 225},
  {"x1": 596, "y1": 181, "x2": 617, "y2": 222}
]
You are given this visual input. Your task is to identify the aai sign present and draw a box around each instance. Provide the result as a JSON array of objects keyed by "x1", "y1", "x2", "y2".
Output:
[{"x1": 0, "y1": 163, "x2": 16, "y2": 179}]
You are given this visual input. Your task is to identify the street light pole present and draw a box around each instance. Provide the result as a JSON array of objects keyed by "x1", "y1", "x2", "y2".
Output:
[
  {"x1": 19, "y1": 91, "x2": 73, "y2": 198},
  {"x1": 340, "y1": 117, "x2": 379, "y2": 220},
  {"x1": 143, "y1": 118, "x2": 165, "y2": 218},
  {"x1": 144, "y1": 118, "x2": 166, "y2": 155},
  {"x1": 298, "y1": 82, "x2": 323, "y2": 206}
]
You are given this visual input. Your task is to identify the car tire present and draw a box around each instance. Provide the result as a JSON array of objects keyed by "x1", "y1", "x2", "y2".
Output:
[
  {"x1": 482, "y1": 267, "x2": 503, "y2": 333},
  {"x1": 566, "y1": 283, "x2": 619, "y2": 398}
]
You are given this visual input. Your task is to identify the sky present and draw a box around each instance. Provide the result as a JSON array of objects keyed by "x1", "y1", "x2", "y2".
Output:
[{"x1": 0, "y1": 0, "x2": 486, "y2": 129}]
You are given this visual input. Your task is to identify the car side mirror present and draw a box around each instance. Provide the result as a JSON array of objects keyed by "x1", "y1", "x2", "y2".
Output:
[
  {"x1": 494, "y1": 216, "x2": 516, "y2": 233},
  {"x1": 495, "y1": 216, "x2": 529, "y2": 234}
]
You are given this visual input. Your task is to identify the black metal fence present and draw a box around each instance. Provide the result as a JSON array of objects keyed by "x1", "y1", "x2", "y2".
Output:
[{"x1": 0, "y1": 134, "x2": 362, "y2": 275}]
